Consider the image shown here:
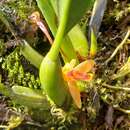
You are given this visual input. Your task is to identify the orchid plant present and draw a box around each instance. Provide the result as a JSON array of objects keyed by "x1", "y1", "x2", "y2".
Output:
[{"x1": 0, "y1": 0, "x2": 100, "y2": 110}]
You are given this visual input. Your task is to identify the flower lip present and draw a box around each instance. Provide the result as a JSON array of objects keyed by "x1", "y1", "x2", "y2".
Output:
[{"x1": 67, "y1": 70, "x2": 93, "y2": 81}]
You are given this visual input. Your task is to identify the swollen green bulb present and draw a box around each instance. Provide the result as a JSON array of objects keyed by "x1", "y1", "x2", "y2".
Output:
[{"x1": 39, "y1": 56, "x2": 71, "y2": 107}]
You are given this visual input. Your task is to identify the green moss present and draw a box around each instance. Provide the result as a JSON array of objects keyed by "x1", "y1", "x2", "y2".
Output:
[
  {"x1": 1, "y1": 0, "x2": 36, "y2": 20},
  {"x1": 2, "y1": 48, "x2": 40, "y2": 89}
]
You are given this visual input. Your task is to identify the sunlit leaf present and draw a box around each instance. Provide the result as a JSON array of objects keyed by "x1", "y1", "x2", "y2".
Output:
[
  {"x1": 90, "y1": 28, "x2": 97, "y2": 57},
  {"x1": 36, "y1": 0, "x2": 78, "y2": 63},
  {"x1": 58, "y1": 0, "x2": 95, "y2": 34}
]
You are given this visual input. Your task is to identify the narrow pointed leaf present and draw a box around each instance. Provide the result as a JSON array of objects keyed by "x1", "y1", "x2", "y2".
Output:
[
  {"x1": 20, "y1": 40, "x2": 43, "y2": 68},
  {"x1": 90, "y1": 29, "x2": 97, "y2": 57},
  {"x1": 36, "y1": 0, "x2": 57, "y2": 35},
  {"x1": 68, "y1": 25, "x2": 89, "y2": 59}
]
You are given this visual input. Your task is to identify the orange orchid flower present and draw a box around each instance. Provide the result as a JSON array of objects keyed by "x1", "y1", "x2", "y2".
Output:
[{"x1": 63, "y1": 59, "x2": 95, "y2": 108}]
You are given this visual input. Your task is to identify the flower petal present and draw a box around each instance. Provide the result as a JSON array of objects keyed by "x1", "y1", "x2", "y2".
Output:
[{"x1": 68, "y1": 80, "x2": 81, "y2": 108}]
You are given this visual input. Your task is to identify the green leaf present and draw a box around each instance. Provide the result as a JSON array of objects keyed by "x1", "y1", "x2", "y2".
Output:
[
  {"x1": 36, "y1": 0, "x2": 95, "y2": 62},
  {"x1": 0, "y1": 83, "x2": 50, "y2": 109},
  {"x1": 58, "y1": 0, "x2": 95, "y2": 34},
  {"x1": 68, "y1": 25, "x2": 89, "y2": 59},
  {"x1": 90, "y1": 28, "x2": 97, "y2": 57},
  {"x1": 12, "y1": 86, "x2": 50, "y2": 109},
  {"x1": 36, "y1": 0, "x2": 78, "y2": 63},
  {"x1": 50, "y1": 0, "x2": 59, "y2": 16},
  {"x1": 20, "y1": 40, "x2": 43, "y2": 68},
  {"x1": 36, "y1": 0, "x2": 57, "y2": 36},
  {"x1": 50, "y1": 0, "x2": 94, "y2": 58}
]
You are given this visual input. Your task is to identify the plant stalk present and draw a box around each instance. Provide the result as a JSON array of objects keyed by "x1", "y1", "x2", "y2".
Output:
[{"x1": 47, "y1": 0, "x2": 71, "y2": 61}]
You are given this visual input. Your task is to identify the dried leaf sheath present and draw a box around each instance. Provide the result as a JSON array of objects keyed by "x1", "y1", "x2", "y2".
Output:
[{"x1": 29, "y1": 12, "x2": 53, "y2": 44}]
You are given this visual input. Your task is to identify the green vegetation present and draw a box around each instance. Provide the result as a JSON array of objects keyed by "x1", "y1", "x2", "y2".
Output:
[{"x1": 0, "y1": 0, "x2": 130, "y2": 129}]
